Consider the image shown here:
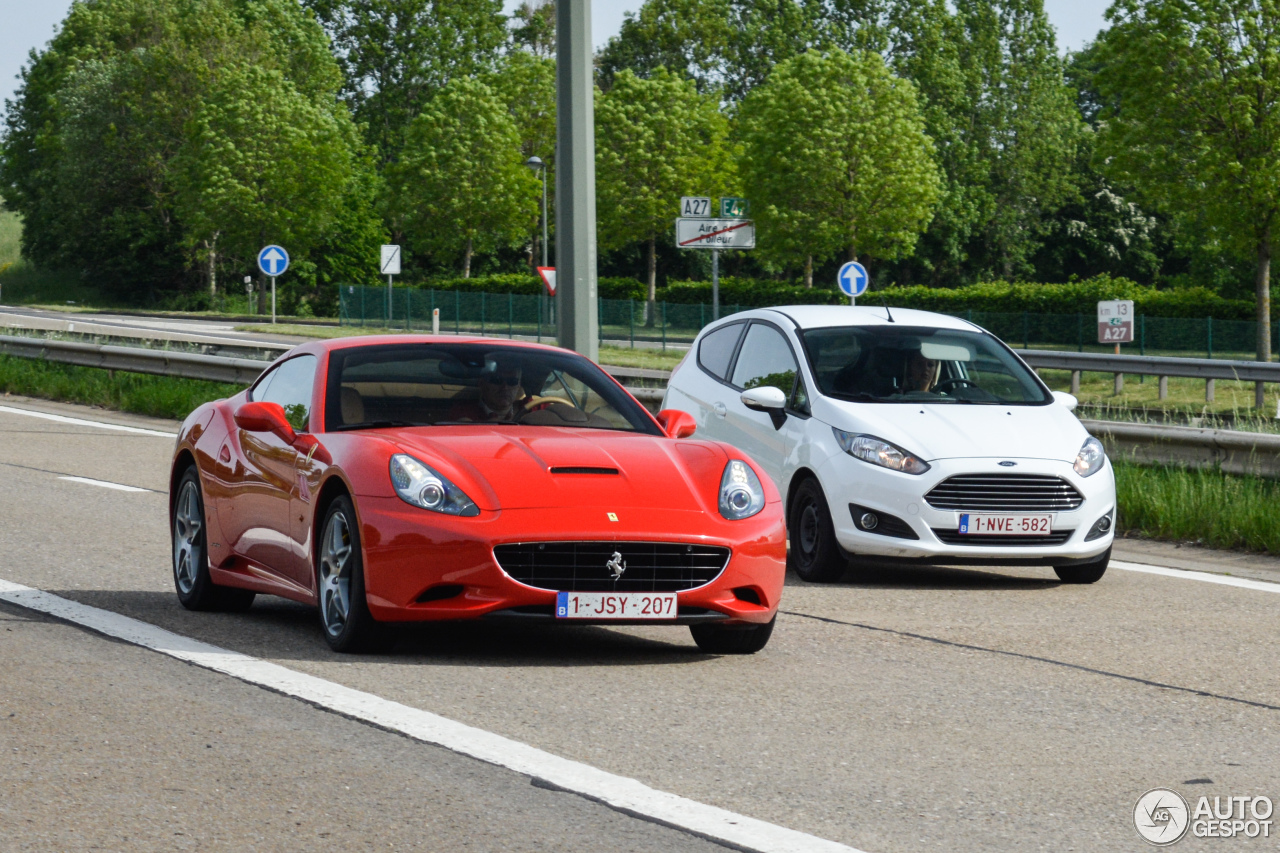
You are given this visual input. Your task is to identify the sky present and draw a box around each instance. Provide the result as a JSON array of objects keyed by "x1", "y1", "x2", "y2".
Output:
[{"x1": 0, "y1": 0, "x2": 1112, "y2": 116}]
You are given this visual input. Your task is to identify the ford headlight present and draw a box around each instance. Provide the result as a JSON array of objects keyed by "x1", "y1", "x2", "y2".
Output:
[
  {"x1": 1073, "y1": 436, "x2": 1106, "y2": 478},
  {"x1": 719, "y1": 459, "x2": 765, "y2": 520},
  {"x1": 389, "y1": 454, "x2": 479, "y2": 516},
  {"x1": 833, "y1": 428, "x2": 930, "y2": 475}
]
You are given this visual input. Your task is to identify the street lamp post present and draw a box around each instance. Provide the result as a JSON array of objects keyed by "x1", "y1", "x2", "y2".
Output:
[{"x1": 525, "y1": 156, "x2": 548, "y2": 268}]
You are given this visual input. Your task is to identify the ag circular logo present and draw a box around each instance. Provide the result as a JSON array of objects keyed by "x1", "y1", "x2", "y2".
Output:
[{"x1": 1135, "y1": 788, "x2": 1190, "y2": 845}]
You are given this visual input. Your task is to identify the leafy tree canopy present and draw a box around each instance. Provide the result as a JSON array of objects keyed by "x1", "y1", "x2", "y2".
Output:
[{"x1": 737, "y1": 49, "x2": 941, "y2": 284}]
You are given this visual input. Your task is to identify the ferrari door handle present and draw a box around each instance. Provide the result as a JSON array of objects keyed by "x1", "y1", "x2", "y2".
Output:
[{"x1": 713, "y1": 402, "x2": 727, "y2": 418}]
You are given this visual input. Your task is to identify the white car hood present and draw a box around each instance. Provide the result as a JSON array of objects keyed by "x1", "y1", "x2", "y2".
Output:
[{"x1": 812, "y1": 397, "x2": 1089, "y2": 463}]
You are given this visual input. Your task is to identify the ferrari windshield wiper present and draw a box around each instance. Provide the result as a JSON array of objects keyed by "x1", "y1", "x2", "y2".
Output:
[{"x1": 338, "y1": 420, "x2": 421, "y2": 430}]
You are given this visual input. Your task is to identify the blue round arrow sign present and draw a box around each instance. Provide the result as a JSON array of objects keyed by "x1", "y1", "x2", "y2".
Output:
[
  {"x1": 258, "y1": 245, "x2": 290, "y2": 276},
  {"x1": 837, "y1": 261, "x2": 869, "y2": 298}
]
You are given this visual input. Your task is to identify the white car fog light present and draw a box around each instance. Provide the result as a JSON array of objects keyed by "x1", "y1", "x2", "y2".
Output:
[{"x1": 860, "y1": 512, "x2": 879, "y2": 530}]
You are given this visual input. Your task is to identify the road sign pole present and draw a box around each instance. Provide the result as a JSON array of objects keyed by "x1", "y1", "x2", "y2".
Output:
[
  {"x1": 712, "y1": 249, "x2": 720, "y2": 321},
  {"x1": 271, "y1": 277, "x2": 276, "y2": 324},
  {"x1": 555, "y1": 0, "x2": 598, "y2": 361},
  {"x1": 387, "y1": 275, "x2": 393, "y2": 326}
]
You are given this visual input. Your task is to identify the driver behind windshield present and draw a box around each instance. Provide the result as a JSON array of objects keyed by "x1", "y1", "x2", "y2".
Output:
[
  {"x1": 902, "y1": 348, "x2": 940, "y2": 393},
  {"x1": 448, "y1": 356, "x2": 528, "y2": 422}
]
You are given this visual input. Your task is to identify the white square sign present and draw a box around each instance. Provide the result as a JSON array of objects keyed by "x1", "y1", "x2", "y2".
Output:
[
  {"x1": 1097, "y1": 299, "x2": 1134, "y2": 344},
  {"x1": 380, "y1": 244, "x2": 401, "y2": 276}
]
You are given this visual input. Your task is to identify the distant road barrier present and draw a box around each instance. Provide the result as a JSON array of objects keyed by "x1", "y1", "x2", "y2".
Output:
[
  {"x1": 1019, "y1": 349, "x2": 1280, "y2": 406},
  {"x1": 0, "y1": 334, "x2": 274, "y2": 386},
  {"x1": 4, "y1": 333, "x2": 1280, "y2": 476}
]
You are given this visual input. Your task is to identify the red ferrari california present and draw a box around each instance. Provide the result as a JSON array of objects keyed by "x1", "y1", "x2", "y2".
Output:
[{"x1": 169, "y1": 336, "x2": 785, "y2": 654}]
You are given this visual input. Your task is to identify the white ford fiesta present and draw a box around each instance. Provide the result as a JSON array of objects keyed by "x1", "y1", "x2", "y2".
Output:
[{"x1": 662, "y1": 306, "x2": 1116, "y2": 584}]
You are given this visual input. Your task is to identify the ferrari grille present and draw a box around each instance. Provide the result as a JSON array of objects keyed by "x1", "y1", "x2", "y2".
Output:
[
  {"x1": 924, "y1": 474, "x2": 1083, "y2": 512},
  {"x1": 493, "y1": 542, "x2": 729, "y2": 592}
]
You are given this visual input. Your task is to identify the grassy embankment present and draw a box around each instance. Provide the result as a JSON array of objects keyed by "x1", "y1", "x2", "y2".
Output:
[
  {"x1": 0, "y1": 211, "x2": 108, "y2": 307},
  {"x1": 0, "y1": 354, "x2": 240, "y2": 421}
]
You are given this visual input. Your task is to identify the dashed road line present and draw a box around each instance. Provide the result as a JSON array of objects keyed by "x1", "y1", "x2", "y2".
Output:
[
  {"x1": 57, "y1": 475, "x2": 151, "y2": 493},
  {"x1": 0, "y1": 405, "x2": 176, "y2": 437},
  {"x1": 0, "y1": 577, "x2": 866, "y2": 853}
]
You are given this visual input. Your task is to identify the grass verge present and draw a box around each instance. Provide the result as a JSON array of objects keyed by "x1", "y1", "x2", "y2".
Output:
[
  {"x1": 1114, "y1": 460, "x2": 1280, "y2": 554},
  {"x1": 0, "y1": 355, "x2": 240, "y2": 421}
]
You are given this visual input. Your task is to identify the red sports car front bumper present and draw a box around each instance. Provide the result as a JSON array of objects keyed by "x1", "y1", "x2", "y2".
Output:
[{"x1": 356, "y1": 498, "x2": 786, "y2": 626}]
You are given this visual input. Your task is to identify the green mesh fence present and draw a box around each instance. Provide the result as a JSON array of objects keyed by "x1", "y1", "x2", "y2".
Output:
[{"x1": 339, "y1": 286, "x2": 1280, "y2": 359}]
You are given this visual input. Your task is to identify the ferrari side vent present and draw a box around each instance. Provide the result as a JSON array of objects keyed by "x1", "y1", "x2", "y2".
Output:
[
  {"x1": 549, "y1": 466, "x2": 619, "y2": 475},
  {"x1": 494, "y1": 542, "x2": 729, "y2": 592}
]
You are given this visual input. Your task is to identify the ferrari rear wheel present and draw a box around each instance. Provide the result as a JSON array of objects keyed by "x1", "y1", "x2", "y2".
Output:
[
  {"x1": 690, "y1": 616, "x2": 775, "y2": 655},
  {"x1": 171, "y1": 467, "x2": 255, "y2": 612},
  {"x1": 317, "y1": 496, "x2": 390, "y2": 653},
  {"x1": 788, "y1": 478, "x2": 846, "y2": 583}
]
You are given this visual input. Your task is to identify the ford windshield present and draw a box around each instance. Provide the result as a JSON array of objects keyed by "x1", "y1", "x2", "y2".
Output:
[{"x1": 799, "y1": 326, "x2": 1052, "y2": 405}]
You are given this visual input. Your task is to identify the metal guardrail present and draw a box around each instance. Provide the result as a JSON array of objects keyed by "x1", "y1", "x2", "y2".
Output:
[
  {"x1": 1018, "y1": 349, "x2": 1280, "y2": 404},
  {"x1": 0, "y1": 335, "x2": 275, "y2": 385},
  {"x1": 5, "y1": 333, "x2": 1280, "y2": 476}
]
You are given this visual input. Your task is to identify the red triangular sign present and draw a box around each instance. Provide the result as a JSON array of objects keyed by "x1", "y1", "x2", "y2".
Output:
[{"x1": 537, "y1": 266, "x2": 556, "y2": 296}]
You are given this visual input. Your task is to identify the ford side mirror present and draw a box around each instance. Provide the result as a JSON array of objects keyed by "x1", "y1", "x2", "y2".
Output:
[
  {"x1": 234, "y1": 401, "x2": 296, "y2": 444},
  {"x1": 1052, "y1": 391, "x2": 1078, "y2": 412},
  {"x1": 740, "y1": 386, "x2": 788, "y2": 430},
  {"x1": 656, "y1": 409, "x2": 697, "y2": 439}
]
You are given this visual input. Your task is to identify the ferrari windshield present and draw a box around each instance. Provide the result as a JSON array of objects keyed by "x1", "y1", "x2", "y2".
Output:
[
  {"x1": 324, "y1": 343, "x2": 662, "y2": 433},
  {"x1": 799, "y1": 326, "x2": 1051, "y2": 405}
]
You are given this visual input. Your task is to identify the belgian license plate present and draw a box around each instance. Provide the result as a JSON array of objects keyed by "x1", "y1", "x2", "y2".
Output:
[
  {"x1": 555, "y1": 591, "x2": 677, "y2": 620},
  {"x1": 959, "y1": 514, "x2": 1053, "y2": 535}
]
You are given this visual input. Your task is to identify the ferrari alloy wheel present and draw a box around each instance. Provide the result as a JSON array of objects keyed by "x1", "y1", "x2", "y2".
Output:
[
  {"x1": 690, "y1": 616, "x2": 775, "y2": 654},
  {"x1": 171, "y1": 467, "x2": 255, "y2": 612},
  {"x1": 1054, "y1": 546, "x2": 1111, "y2": 584},
  {"x1": 317, "y1": 496, "x2": 389, "y2": 653},
  {"x1": 788, "y1": 478, "x2": 846, "y2": 583}
]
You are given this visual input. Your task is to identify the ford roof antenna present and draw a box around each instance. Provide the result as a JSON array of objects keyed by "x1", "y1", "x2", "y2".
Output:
[{"x1": 879, "y1": 295, "x2": 895, "y2": 323}]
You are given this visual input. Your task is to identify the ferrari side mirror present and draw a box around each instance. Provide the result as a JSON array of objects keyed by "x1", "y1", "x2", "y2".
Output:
[
  {"x1": 234, "y1": 401, "x2": 297, "y2": 444},
  {"x1": 656, "y1": 409, "x2": 697, "y2": 439}
]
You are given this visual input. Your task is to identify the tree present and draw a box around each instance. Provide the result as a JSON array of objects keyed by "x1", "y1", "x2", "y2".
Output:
[
  {"x1": 595, "y1": 69, "x2": 731, "y2": 319},
  {"x1": 172, "y1": 63, "x2": 364, "y2": 294},
  {"x1": 387, "y1": 77, "x2": 538, "y2": 277},
  {"x1": 1094, "y1": 0, "x2": 1280, "y2": 366},
  {"x1": 301, "y1": 0, "x2": 508, "y2": 159},
  {"x1": 0, "y1": 0, "x2": 370, "y2": 303},
  {"x1": 737, "y1": 49, "x2": 941, "y2": 287},
  {"x1": 511, "y1": 0, "x2": 556, "y2": 58}
]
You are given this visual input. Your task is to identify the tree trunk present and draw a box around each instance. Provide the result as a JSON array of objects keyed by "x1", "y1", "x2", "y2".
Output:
[
  {"x1": 804, "y1": 255, "x2": 813, "y2": 289},
  {"x1": 205, "y1": 234, "x2": 218, "y2": 297},
  {"x1": 463, "y1": 237, "x2": 473, "y2": 279},
  {"x1": 1257, "y1": 226, "x2": 1272, "y2": 364},
  {"x1": 644, "y1": 236, "x2": 657, "y2": 328}
]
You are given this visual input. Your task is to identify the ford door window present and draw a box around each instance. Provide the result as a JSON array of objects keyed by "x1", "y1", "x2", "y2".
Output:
[
  {"x1": 730, "y1": 324, "x2": 798, "y2": 395},
  {"x1": 800, "y1": 326, "x2": 1050, "y2": 405},
  {"x1": 697, "y1": 322, "x2": 745, "y2": 380}
]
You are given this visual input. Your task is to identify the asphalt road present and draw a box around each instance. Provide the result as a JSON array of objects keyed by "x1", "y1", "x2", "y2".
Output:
[{"x1": 2, "y1": 396, "x2": 1278, "y2": 852}]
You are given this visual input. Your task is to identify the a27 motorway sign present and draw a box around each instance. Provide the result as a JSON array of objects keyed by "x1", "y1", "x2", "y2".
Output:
[{"x1": 1097, "y1": 299, "x2": 1134, "y2": 344}]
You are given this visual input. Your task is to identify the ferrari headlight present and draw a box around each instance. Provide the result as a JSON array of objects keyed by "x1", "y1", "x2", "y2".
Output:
[
  {"x1": 1074, "y1": 436, "x2": 1106, "y2": 478},
  {"x1": 833, "y1": 428, "x2": 930, "y2": 475},
  {"x1": 719, "y1": 459, "x2": 765, "y2": 520},
  {"x1": 389, "y1": 454, "x2": 479, "y2": 516}
]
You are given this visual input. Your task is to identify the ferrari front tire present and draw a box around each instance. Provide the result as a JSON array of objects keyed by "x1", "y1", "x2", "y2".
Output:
[
  {"x1": 690, "y1": 616, "x2": 775, "y2": 655},
  {"x1": 788, "y1": 478, "x2": 846, "y2": 583},
  {"x1": 317, "y1": 496, "x2": 391, "y2": 653},
  {"x1": 171, "y1": 467, "x2": 255, "y2": 612}
]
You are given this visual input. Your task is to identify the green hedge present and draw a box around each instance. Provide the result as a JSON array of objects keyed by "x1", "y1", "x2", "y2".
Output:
[
  {"x1": 407, "y1": 273, "x2": 1269, "y2": 321},
  {"x1": 414, "y1": 274, "x2": 646, "y2": 300}
]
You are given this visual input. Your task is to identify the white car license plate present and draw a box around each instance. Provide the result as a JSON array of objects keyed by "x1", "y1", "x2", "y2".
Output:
[
  {"x1": 555, "y1": 591, "x2": 677, "y2": 620},
  {"x1": 959, "y1": 514, "x2": 1053, "y2": 535}
]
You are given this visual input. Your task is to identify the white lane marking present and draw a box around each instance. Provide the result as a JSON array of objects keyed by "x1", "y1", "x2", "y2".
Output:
[
  {"x1": 57, "y1": 475, "x2": 149, "y2": 493},
  {"x1": 0, "y1": 578, "x2": 865, "y2": 853},
  {"x1": 1113, "y1": 560, "x2": 1280, "y2": 594},
  {"x1": 0, "y1": 405, "x2": 176, "y2": 437}
]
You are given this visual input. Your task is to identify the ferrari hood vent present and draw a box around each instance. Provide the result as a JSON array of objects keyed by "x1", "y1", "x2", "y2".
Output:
[{"x1": 549, "y1": 466, "x2": 619, "y2": 475}]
